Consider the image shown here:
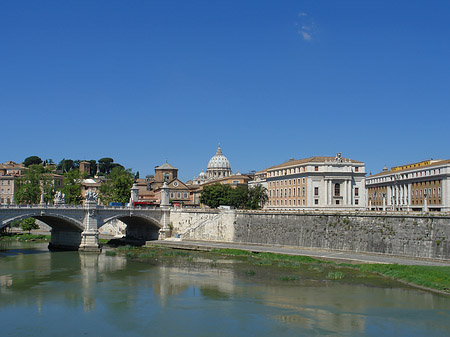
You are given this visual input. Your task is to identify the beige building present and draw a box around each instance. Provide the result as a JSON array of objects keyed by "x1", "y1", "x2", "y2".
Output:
[
  {"x1": 136, "y1": 162, "x2": 191, "y2": 206},
  {"x1": 366, "y1": 159, "x2": 450, "y2": 212},
  {"x1": 266, "y1": 153, "x2": 366, "y2": 210},
  {"x1": 0, "y1": 161, "x2": 25, "y2": 204}
]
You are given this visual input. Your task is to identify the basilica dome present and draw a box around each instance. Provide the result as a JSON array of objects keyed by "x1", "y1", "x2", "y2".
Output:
[
  {"x1": 206, "y1": 145, "x2": 232, "y2": 179},
  {"x1": 207, "y1": 145, "x2": 231, "y2": 169}
]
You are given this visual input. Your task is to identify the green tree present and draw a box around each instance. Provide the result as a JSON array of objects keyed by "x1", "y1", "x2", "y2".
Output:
[
  {"x1": 98, "y1": 157, "x2": 114, "y2": 175},
  {"x1": 99, "y1": 166, "x2": 134, "y2": 205},
  {"x1": 57, "y1": 158, "x2": 75, "y2": 173},
  {"x1": 61, "y1": 169, "x2": 83, "y2": 205},
  {"x1": 21, "y1": 218, "x2": 39, "y2": 234},
  {"x1": 200, "y1": 183, "x2": 249, "y2": 209},
  {"x1": 24, "y1": 156, "x2": 43, "y2": 167},
  {"x1": 246, "y1": 184, "x2": 268, "y2": 210},
  {"x1": 15, "y1": 165, "x2": 46, "y2": 204}
]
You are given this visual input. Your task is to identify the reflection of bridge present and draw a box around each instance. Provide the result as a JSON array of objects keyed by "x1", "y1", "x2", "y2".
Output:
[{"x1": 0, "y1": 203, "x2": 170, "y2": 251}]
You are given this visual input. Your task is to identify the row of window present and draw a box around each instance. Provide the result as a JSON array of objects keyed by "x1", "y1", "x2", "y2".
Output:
[
  {"x1": 270, "y1": 187, "x2": 306, "y2": 198},
  {"x1": 1, "y1": 188, "x2": 11, "y2": 194},
  {"x1": 0, "y1": 180, "x2": 11, "y2": 185},
  {"x1": 412, "y1": 188, "x2": 441, "y2": 199},
  {"x1": 170, "y1": 192, "x2": 189, "y2": 199},
  {"x1": 369, "y1": 187, "x2": 442, "y2": 200},
  {"x1": 313, "y1": 186, "x2": 359, "y2": 197},
  {"x1": 269, "y1": 178, "x2": 306, "y2": 188},
  {"x1": 269, "y1": 165, "x2": 360, "y2": 178},
  {"x1": 270, "y1": 199, "x2": 306, "y2": 206},
  {"x1": 368, "y1": 168, "x2": 442, "y2": 185}
]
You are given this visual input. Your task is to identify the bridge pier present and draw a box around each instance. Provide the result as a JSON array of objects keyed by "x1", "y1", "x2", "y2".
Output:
[
  {"x1": 79, "y1": 201, "x2": 101, "y2": 252},
  {"x1": 48, "y1": 229, "x2": 83, "y2": 251}
]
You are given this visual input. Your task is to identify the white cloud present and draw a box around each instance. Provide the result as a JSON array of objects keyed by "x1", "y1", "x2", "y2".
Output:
[
  {"x1": 298, "y1": 12, "x2": 308, "y2": 17},
  {"x1": 299, "y1": 31, "x2": 312, "y2": 41}
]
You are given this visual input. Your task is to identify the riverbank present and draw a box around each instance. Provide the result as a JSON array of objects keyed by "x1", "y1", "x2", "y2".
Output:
[
  {"x1": 0, "y1": 233, "x2": 50, "y2": 242},
  {"x1": 114, "y1": 242, "x2": 450, "y2": 296}
]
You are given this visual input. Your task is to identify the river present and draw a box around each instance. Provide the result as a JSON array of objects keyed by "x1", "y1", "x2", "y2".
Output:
[{"x1": 1, "y1": 241, "x2": 450, "y2": 336}]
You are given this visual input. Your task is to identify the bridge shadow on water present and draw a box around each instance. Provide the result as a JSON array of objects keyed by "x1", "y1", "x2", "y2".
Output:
[{"x1": 0, "y1": 246, "x2": 49, "y2": 258}]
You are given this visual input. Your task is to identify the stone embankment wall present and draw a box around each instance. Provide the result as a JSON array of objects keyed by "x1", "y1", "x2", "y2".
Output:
[
  {"x1": 170, "y1": 210, "x2": 450, "y2": 260},
  {"x1": 170, "y1": 209, "x2": 235, "y2": 242}
]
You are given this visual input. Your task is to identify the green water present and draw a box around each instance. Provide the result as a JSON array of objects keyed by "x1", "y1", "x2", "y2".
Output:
[{"x1": 1, "y1": 242, "x2": 450, "y2": 337}]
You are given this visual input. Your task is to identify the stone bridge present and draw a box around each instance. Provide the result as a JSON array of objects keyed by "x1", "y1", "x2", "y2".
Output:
[{"x1": 0, "y1": 202, "x2": 171, "y2": 251}]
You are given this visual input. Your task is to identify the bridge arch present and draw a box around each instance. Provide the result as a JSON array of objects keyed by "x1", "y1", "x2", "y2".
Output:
[
  {"x1": 100, "y1": 214, "x2": 161, "y2": 242},
  {"x1": 1, "y1": 212, "x2": 83, "y2": 232}
]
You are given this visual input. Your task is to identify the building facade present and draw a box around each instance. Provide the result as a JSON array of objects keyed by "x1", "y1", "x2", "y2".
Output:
[
  {"x1": 136, "y1": 161, "x2": 191, "y2": 206},
  {"x1": 366, "y1": 159, "x2": 450, "y2": 212},
  {"x1": 266, "y1": 153, "x2": 366, "y2": 210},
  {"x1": 0, "y1": 161, "x2": 25, "y2": 204}
]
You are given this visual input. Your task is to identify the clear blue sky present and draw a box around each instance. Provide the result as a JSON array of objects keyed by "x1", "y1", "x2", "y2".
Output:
[{"x1": 1, "y1": 0, "x2": 449, "y2": 181}]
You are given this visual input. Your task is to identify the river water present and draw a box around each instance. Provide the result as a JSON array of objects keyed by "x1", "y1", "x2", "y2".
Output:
[{"x1": 1, "y1": 241, "x2": 450, "y2": 337}]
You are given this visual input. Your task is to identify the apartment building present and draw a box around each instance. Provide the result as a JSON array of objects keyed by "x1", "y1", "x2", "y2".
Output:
[
  {"x1": 366, "y1": 159, "x2": 450, "y2": 212},
  {"x1": 266, "y1": 153, "x2": 366, "y2": 210}
]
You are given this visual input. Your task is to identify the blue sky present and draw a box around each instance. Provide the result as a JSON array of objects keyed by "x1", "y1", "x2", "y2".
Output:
[{"x1": 1, "y1": 0, "x2": 449, "y2": 181}]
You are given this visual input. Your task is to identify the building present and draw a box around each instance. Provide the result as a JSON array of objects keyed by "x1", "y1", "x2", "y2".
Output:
[
  {"x1": 266, "y1": 153, "x2": 366, "y2": 210},
  {"x1": 190, "y1": 145, "x2": 233, "y2": 185},
  {"x1": 0, "y1": 161, "x2": 26, "y2": 204},
  {"x1": 248, "y1": 169, "x2": 268, "y2": 190},
  {"x1": 136, "y1": 161, "x2": 191, "y2": 206},
  {"x1": 366, "y1": 159, "x2": 450, "y2": 212}
]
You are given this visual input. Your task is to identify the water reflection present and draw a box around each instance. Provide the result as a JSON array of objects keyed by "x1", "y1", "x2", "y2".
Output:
[{"x1": 1, "y1": 244, "x2": 450, "y2": 336}]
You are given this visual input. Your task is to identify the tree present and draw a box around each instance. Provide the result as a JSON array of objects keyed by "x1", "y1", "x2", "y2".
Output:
[
  {"x1": 61, "y1": 169, "x2": 83, "y2": 205},
  {"x1": 200, "y1": 183, "x2": 248, "y2": 209},
  {"x1": 98, "y1": 157, "x2": 114, "y2": 175},
  {"x1": 21, "y1": 218, "x2": 39, "y2": 234},
  {"x1": 57, "y1": 158, "x2": 75, "y2": 173},
  {"x1": 246, "y1": 184, "x2": 268, "y2": 210},
  {"x1": 15, "y1": 165, "x2": 57, "y2": 205},
  {"x1": 24, "y1": 156, "x2": 42, "y2": 167},
  {"x1": 99, "y1": 166, "x2": 134, "y2": 205},
  {"x1": 15, "y1": 165, "x2": 44, "y2": 204}
]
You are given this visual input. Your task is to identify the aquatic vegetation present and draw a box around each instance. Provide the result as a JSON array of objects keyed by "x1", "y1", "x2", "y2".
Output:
[
  {"x1": 278, "y1": 275, "x2": 300, "y2": 281},
  {"x1": 326, "y1": 271, "x2": 344, "y2": 280},
  {"x1": 359, "y1": 264, "x2": 450, "y2": 293}
]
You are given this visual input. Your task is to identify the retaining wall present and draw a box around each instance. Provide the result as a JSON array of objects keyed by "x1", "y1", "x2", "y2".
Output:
[{"x1": 170, "y1": 210, "x2": 450, "y2": 260}]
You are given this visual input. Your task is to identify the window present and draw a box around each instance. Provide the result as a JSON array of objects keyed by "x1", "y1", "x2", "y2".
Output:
[
  {"x1": 336, "y1": 200, "x2": 340, "y2": 205},
  {"x1": 293, "y1": 188, "x2": 296, "y2": 197},
  {"x1": 302, "y1": 187, "x2": 306, "y2": 197},
  {"x1": 288, "y1": 188, "x2": 291, "y2": 197},
  {"x1": 303, "y1": 199, "x2": 306, "y2": 205},
  {"x1": 355, "y1": 187, "x2": 359, "y2": 196},
  {"x1": 302, "y1": 178, "x2": 306, "y2": 184},
  {"x1": 314, "y1": 166, "x2": 319, "y2": 171},
  {"x1": 355, "y1": 199, "x2": 359, "y2": 205},
  {"x1": 315, "y1": 199, "x2": 319, "y2": 205},
  {"x1": 184, "y1": 193, "x2": 188, "y2": 198},
  {"x1": 170, "y1": 192, "x2": 174, "y2": 198},
  {"x1": 355, "y1": 167, "x2": 359, "y2": 172},
  {"x1": 314, "y1": 187, "x2": 319, "y2": 196},
  {"x1": 334, "y1": 184, "x2": 340, "y2": 196}
]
